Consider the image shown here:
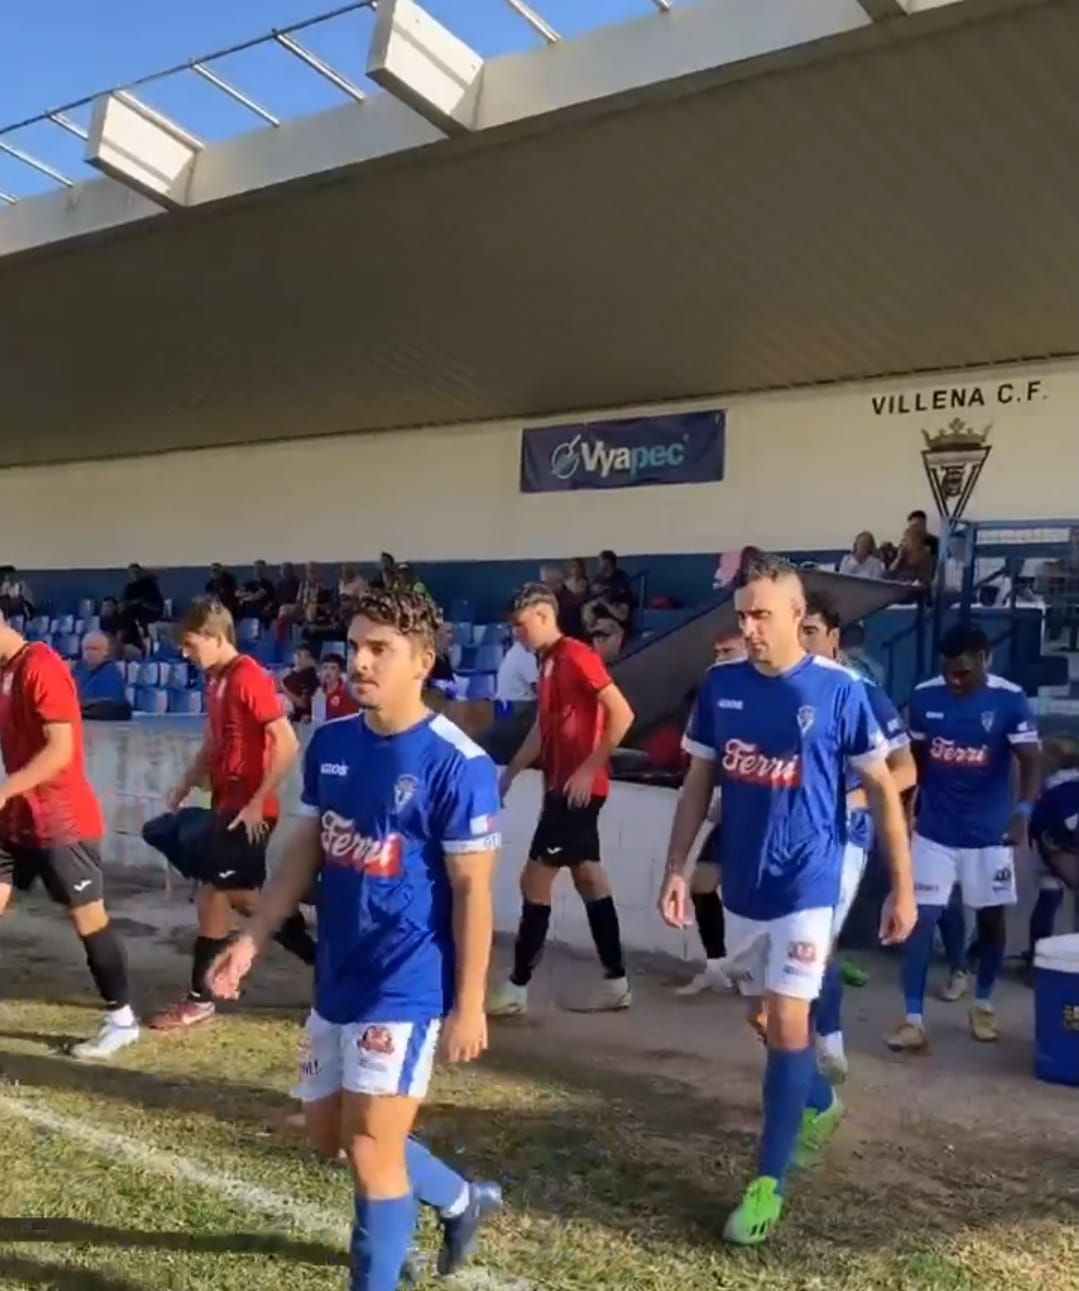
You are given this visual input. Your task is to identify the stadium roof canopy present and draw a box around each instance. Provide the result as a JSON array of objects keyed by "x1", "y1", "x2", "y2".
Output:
[{"x1": 1, "y1": 0, "x2": 1077, "y2": 468}]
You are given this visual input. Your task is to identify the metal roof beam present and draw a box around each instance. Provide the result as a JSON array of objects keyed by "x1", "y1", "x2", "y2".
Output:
[
  {"x1": 273, "y1": 32, "x2": 367, "y2": 102},
  {"x1": 368, "y1": 0, "x2": 484, "y2": 136},
  {"x1": 86, "y1": 92, "x2": 201, "y2": 208},
  {"x1": 500, "y1": 1, "x2": 560, "y2": 45},
  {"x1": 191, "y1": 63, "x2": 280, "y2": 127}
]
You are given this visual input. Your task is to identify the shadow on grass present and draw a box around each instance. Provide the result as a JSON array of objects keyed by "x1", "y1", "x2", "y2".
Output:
[
  {"x1": 2, "y1": 987, "x2": 1078, "y2": 1275},
  {"x1": 0, "y1": 1253, "x2": 146, "y2": 1290},
  {"x1": 0, "y1": 1218, "x2": 345, "y2": 1266}
]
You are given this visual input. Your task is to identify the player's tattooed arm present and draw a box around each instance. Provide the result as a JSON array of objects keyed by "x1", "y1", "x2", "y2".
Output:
[
  {"x1": 444, "y1": 849, "x2": 496, "y2": 1063},
  {"x1": 0, "y1": 722, "x2": 74, "y2": 804}
]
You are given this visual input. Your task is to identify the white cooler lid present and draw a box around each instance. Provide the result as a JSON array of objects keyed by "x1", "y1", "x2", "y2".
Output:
[{"x1": 1034, "y1": 933, "x2": 1079, "y2": 973}]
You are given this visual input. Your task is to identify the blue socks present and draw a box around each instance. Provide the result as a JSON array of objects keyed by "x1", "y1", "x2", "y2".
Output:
[
  {"x1": 902, "y1": 905, "x2": 944, "y2": 1017},
  {"x1": 974, "y1": 939, "x2": 1004, "y2": 1004},
  {"x1": 814, "y1": 961, "x2": 843, "y2": 1038},
  {"x1": 938, "y1": 896, "x2": 966, "y2": 975},
  {"x1": 351, "y1": 1194, "x2": 417, "y2": 1291},
  {"x1": 1029, "y1": 887, "x2": 1063, "y2": 952},
  {"x1": 758, "y1": 1045, "x2": 816, "y2": 1191},
  {"x1": 405, "y1": 1137, "x2": 467, "y2": 1215}
]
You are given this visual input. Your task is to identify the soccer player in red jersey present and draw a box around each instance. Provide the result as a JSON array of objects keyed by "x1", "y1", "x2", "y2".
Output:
[
  {"x1": 142, "y1": 600, "x2": 315, "y2": 1030},
  {"x1": 487, "y1": 583, "x2": 635, "y2": 1015},
  {"x1": 321, "y1": 652, "x2": 359, "y2": 721},
  {"x1": 0, "y1": 609, "x2": 140, "y2": 1060}
]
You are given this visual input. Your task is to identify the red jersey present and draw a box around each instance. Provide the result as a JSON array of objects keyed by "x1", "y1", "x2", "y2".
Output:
[
  {"x1": 537, "y1": 636, "x2": 612, "y2": 796},
  {"x1": 0, "y1": 642, "x2": 104, "y2": 845},
  {"x1": 324, "y1": 683, "x2": 359, "y2": 721},
  {"x1": 206, "y1": 655, "x2": 284, "y2": 819}
]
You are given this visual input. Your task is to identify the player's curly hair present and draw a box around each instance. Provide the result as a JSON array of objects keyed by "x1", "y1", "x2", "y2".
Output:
[
  {"x1": 511, "y1": 581, "x2": 559, "y2": 615},
  {"x1": 352, "y1": 587, "x2": 442, "y2": 648}
]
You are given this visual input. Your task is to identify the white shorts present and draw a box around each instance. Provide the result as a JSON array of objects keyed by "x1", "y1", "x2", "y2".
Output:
[
  {"x1": 831, "y1": 843, "x2": 868, "y2": 941},
  {"x1": 293, "y1": 1011, "x2": 442, "y2": 1103},
  {"x1": 724, "y1": 906, "x2": 834, "y2": 1001},
  {"x1": 911, "y1": 833, "x2": 1017, "y2": 910}
]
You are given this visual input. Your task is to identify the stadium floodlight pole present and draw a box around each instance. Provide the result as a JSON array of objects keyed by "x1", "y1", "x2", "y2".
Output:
[
  {"x1": 0, "y1": 139, "x2": 72, "y2": 188},
  {"x1": 501, "y1": 0, "x2": 560, "y2": 44},
  {"x1": 273, "y1": 31, "x2": 367, "y2": 101},
  {"x1": 46, "y1": 112, "x2": 89, "y2": 141},
  {"x1": 192, "y1": 63, "x2": 281, "y2": 126}
]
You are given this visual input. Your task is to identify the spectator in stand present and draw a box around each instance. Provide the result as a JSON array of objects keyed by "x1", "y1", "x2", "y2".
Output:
[
  {"x1": 496, "y1": 600, "x2": 539, "y2": 706},
  {"x1": 589, "y1": 610, "x2": 625, "y2": 665},
  {"x1": 319, "y1": 652, "x2": 358, "y2": 721},
  {"x1": 275, "y1": 561, "x2": 300, "y2": 612},
  {"x1": 540, "y1": 564, "x2": 586, "y2": 640},
  {"x1": 119, "y1": 564, "x2": 164, "y2": 654},
  {"x1": 276, "y1": 561, "x2": 331, "y2": 644},
  {"x1": 206, "y1": 563, "x2": 239, "y2": 615},
  {"x1": 428, "y1": 622, "x2": 457, "y2": 691},
  {"x1": 236, "y1": 560, "x2": 277, "y2": 626},
  {"x1": 586, "y1": 550, "x2": 635, "y2": 634},
  {"x1": 370, "y1": 551, "x2": 401, "y2": 592},
  {"x1": 565, "y1": 558, "x2": 590, "y2": 602},
  {"x1": 280, "y1": 643, "x2": 320, "y2": 722},
  {"x1": 99, "y1": 597, "x2": 122, "y2": 640},
  {"x1": 889, "y1": 522, "x2": 934, "y2": 588},
  {"x1": 73, "y1": 631, "x2": 130, "y2": 721},
  {"x1": 839, "y1": 620, "x2": 885, "y2": 686},
  {"x1": 338, "y1": 563, "x2": 366, "y2": 607},
  {"x1": 0, "y1": 566, "x2": 34, "y2": 618},
  {"x1": 839, "y1": 531, "x2": 885, "y2": 580},
  {"x1": 396, "y1": 562, "x2": 428, "y2": 597}
]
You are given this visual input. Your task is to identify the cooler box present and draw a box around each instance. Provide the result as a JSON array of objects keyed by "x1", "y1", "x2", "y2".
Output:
[{"x1": 1034, "y1": 933, "x2": 1079, "y2": 1088}]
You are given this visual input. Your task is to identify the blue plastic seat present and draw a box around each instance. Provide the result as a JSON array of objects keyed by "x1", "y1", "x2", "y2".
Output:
[{"x1": 135, "y1": 686, "x2": 169, "y2": 714}]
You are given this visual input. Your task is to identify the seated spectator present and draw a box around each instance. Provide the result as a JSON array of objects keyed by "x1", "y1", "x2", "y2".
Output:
[
  {"x1": 119, "y1": 563, "x2": 164, "y2": 654},
  {"x1": 275, "y1": 561, "x2": 300, "y2": 611},
  {"x1": 428, "y1": 622, "x2": 456, "y2": 690},
  {"x1": 589, "y1": 610, "x2": 625, "y2": 664},
  {"x1": 888, "y1": 522, "x2": 934, "y2": 588},
  {"x1": 585, "y1": 549, "x2": 635, "y2": 632},
  {"x1": 396, "y1": 562, "x2": 428, "y2": 597},
  {"x1": 280, "y1": 643, "x2": 320, "y2": 722},
  {"x1": 564, "y1": 557, "x2": 590, "y2": 601},
  {"x1": 205, "y1": 562, "x2": 239, "y2": 615},
  {"x1": 338, "y1": 563, "x2": 367, "y2": 606},
  {"x1": 0, "y1": 565, "x2": 34, "y2": 618},
  {"x1": 838, "y1": 531, "x2": 885, "y2": 580},
  {"x1": 319, "y1": 651, "x2": 358, "y2": 721},
  {"x1": 72, "y1": 631, "x2": 130, "y2": 720},
  {"x1": 370, "y1": 552, "x2": 401, "y2": 592},
  {"x1": 277, "y1": 561, "x2": 331, "y2": 643},
  {"x1": 496, "y1": 609, "x2": 539, "y2": 704},
  {"x1": 539, "y1": 564, "x2": 586, "y2": 640},
  {"x1": 236, "y1": 559, "x2": 276, "y2": 624}
]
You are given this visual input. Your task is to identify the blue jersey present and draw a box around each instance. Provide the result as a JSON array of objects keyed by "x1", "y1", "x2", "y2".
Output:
[
  {"x1": 908, "y1": 674, "x2": 1038, "y2": 848},
  {"x1": 300, "y1": 712, "x2": 501, "y2": 1026},
  {"x1": 683, "y1": 654, "x2": 886, "y2": 920},
  {"x1": 1029, "y1": 770, "x2": 1079, "y2": 852},
  {"x1": 848, "y1": 677, "x2": 909, "y2": 852}
]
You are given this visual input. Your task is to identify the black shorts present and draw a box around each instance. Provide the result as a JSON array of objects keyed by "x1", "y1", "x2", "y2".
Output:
[
  {"x1": 142, "y1": 807, "x2": 273, "y2": 892},
  {"x1": 0, "y1": 839, "x2": 105, "y2": 908},
  {"x1": 529, "y1": 792, "x2": 605, "y2": 867}
]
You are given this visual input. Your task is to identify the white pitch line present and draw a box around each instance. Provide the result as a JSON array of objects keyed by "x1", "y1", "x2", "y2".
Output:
[{"x1": 0, "y1": 1093, "x2": 534, "y2": 1291}]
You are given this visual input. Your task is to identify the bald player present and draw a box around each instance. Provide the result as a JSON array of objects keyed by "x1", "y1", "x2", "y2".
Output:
[{"x1": 659, "y1": 555, "x2": 914, "y2": 1244}]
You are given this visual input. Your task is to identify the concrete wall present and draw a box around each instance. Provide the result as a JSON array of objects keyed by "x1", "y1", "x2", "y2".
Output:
[
  {"x1": 87, "y1": 721, "x2": 695, "y2": 963},
  {"x1": 3, "y1": 358, "x2": 1074, "y2": 572}
]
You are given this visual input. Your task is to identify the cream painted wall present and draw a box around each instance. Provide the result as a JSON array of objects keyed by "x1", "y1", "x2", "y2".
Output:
[{"x1": 2, "y1": 357, "x2": 1075, "y2": 569}]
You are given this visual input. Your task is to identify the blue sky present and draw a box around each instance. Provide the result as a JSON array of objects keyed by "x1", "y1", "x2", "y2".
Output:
[{"x1": 0, "y1": 0, "x2": 664, "y2": 197}]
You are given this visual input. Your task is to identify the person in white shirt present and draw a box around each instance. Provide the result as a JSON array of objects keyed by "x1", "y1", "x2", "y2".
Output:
[
  {"x1": 838, "y1": 531, "x2": 885, "y2": 580},
  {"x1": 496, "y1": 639, "x2": 538, "y2": 702}
]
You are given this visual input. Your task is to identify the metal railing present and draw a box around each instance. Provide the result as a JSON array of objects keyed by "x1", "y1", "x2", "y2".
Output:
[{"x1": 0, "y1": 0, "x2": 679, "y2": 202}]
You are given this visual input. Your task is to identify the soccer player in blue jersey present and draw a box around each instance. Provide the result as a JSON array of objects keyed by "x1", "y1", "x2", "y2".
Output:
[
  {"x1": 658, "y1": 555, "x2": 915, "y2": 1245},
  {"x1": 1026, "y1": 736, "x2": 1079, "y2": 963},
  {"x1": 798, "y1": 592, "x2": 917, "y2": 1083},
  {"x1": 888, "y1": 622, "x2": 1041, "y2": 1051},
  {"x1": 210, "y1": 589, "x2": 503, "y2": 1290}
]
